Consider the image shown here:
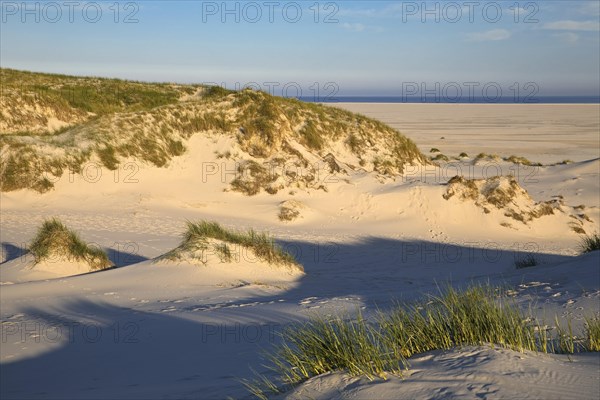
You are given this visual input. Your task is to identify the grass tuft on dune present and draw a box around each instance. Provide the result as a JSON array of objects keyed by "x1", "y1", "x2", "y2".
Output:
[
  {"x1": 585, "y1": 317, "x2": 600, "y2": 351},
  {"x1": 161, "y1": 220, "x2": 300, "y2": 269},
  {"x1": 29, "y1": 218, "x2": 112, "y2": 270},
  {"x1": 514, "y1": 254, "x2": 539, "y2": 269},
  {"x1": 579, "y1": 233, "x2": 600, "y2": 254},
  {"x1": 245, "y1": 284, "x2": 600, "y2": 398}
]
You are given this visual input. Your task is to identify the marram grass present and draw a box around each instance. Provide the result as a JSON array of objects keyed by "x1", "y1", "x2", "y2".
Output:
[
  {"x1": 161, "y1": 220, "x2": 299, "y2": 268},
  {"x1": 244, "y1": 284, "x2": 600, "y2": 398},
  {"x1": 585, "y1": 317, "x2": 600, "y2": 351},
  {"x1": 380, "y1": 285, "x2": 539, "y2": 357},
  {"x1": 29, "y1": 218, "x2": 112, "y2": 270},
  {"x1": 514, "y1": 253, "x2": 539, "y2": 269},
  {"x1": 579, "y1": 233, "x2": 600, "y2": 254},
  {"x1": 2, "y1": 70, "x2": 428, "y2": 193}
]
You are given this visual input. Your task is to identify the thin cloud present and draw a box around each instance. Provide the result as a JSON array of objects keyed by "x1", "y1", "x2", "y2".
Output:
[
  {"x1": 337, "y1": 7, "x2": 381, "y2": 18},
  {"x1": 341, "y1": 22, "x2": 366, "y2": 32},
  {"x1": 578, "y1": 1, "x2": 600, "y2": 17},
  {"x1": 554, "y1": 32, "x2": 580, "y2": 44},
  {"x1": 543, "y1": 20, "x2": 600, "y2": 31},
  {"x1": 338, "y1": 3, "x2": 419, "y2": 20},
  {"x1": 466, "y1": 29, "x2": 511, "y2": 42}
]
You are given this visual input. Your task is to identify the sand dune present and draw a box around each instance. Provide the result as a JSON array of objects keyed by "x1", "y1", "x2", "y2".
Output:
[
  {"x1": 280, "y1": 347, "x2": 600, "y2": 400},
  {"x1": 1, "y1": 89, "x2": 599, "y2": 399}
]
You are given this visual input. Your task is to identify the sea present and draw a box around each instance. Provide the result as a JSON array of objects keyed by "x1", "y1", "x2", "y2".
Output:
[{"x1": 298, "y1": 96, "x2": 600, "y2": 104}]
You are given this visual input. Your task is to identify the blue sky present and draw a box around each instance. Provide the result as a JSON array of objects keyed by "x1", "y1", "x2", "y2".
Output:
[{"x1": 1, "y1": 1, "x2": 599, "y2": 96}]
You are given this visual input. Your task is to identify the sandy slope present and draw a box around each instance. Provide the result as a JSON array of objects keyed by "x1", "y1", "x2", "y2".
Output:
[
  {"x1": 279, "y1": 347, "x2": 600, "y2": 400},
  {"x1": 1, "y1": 104, "x2": 599, "y2": 399}
]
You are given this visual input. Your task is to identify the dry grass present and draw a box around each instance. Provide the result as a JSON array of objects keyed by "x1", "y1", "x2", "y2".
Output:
[
  {"x1": 431, "y1": 153, "x2": 449, "y2": 162},
  {"x1": 504, "y1": 155, "x2": 542, "y2": 166},
  {"x1": 1, "y1": 68, "x2": 185, "y2": 122},
  {"x1": 244, "y1": 284, "x2": 599, "y2": 398},
  {"x1": 161, "y1": 220, "x2": 300, "y2": 269},
  {"x1": 443, "y1": 175, "x2": 561, "y2": 225},
  {"x1": 278, "y1": 207, "x2": 300, "y2": 222},
  {"x1": 579, "y1": 233, "x2": 600, "y2": 254},
  {"x1": 585, "y1": 317, "x2": 600, "y2": 351},
  {"x1": 514, "y1": 254, "x2": 539, "y2": 269},
  {"x1": 29, "y1": 218, "x2": 112, "y2": 270},
  {"x1": 474, "y1": 152, "x2": 501, "y2": 162},
  {"x1": 2, "y1": 71, "x2": 428, "y2": 193},
  {"x1": 231, "y1": 161, "x2": 278, "y2": 196},
  {"x1": 278, "y1": 201, "x2": 303, "y2": 222}
]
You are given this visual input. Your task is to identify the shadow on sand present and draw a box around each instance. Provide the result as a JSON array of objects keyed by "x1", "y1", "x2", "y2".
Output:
[
  {"x1": 105, "y1": 247, "x2": 149, "y2": 267},
  {"x1": 1, "y1": 238, "x2": 584, "y2": 399},
  {"x1": 0, "y1": 242, "x2": 28, "y2": 265}
]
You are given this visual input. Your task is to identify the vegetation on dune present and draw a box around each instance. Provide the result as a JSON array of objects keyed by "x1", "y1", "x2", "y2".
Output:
[
  {"x1": 443, "y1": 175, "x2": 571, "y2": 226},
  {"x1": 514, "y1": 253, "x2": 539, "y2": 269},
  {"x1": 472, "y1": 152, "x2": 544, "y2": 166},
  {"x1": 299, "y1": 119, "x2": 324, "y2": 150},
  {"x1": 554, "y1": 159, "x2": 573, "y2": 165},
  {"x1": 278, "y1": 207, "x2": 301, "y2": 222},
  {"x1": 504, "y1": 155, "x2": 542, "y2": 167},
  {"x1": 0, "y1": 69, "x2": 200, "y2": 191},
  {"x1": 160, "y1": 220, "x2": 300, "y2": 269},
  {"x1": 1, "y1": 70, "x2": 427, "y2": 193},
  {"x1": 431, "y1": 153, "x2": 449, "y2": 162},
  {"x1": 230, "y1": 160, "x2": 278, "y2": 196},
  {"x1": 585, "y1": 317, "x2": 600, "y2": 351},
  {"x1": 579, "y1": 233, "x2": 600, "y2": 254},
  {"x1": 0, "y1": 68, "x2": 189, "y2": 124},
  {"x1": 473, "y1": 152, "x2": 501, "y2": 162},
  {"x1": 29, "y1": 218, "x2": 112, "y2": 270},
  {"x1": 278, "y1": 201, "x2": 303, "y2": 222},
  {"x1": 226, "y1": 89, "x2": 427, "y2": 171},
  {"x1": 244, "y1": 284, "x2": 600, "y2": 399},
  {"x1": 202, "y1": 85, "x2": 234, "y2": 99}
]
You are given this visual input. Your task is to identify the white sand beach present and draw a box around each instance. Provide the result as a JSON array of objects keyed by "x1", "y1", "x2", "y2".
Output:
[
  {"x1": 1, "y1": 94, "x2": 599, "y2": 399},
  {"x1": 3, "y1": 0, "x2": 599, "y2": 393},
  {"x1": 333, "y1": 103, "x2": 600, "y2": 164}
]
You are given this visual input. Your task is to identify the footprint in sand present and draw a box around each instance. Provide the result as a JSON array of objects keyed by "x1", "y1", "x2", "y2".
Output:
[
  {"x1": 519, "y1": 281, "x2": 550, "y2": 289},
  {"x1": 299, "y1": 297, "x2": 318, "y2": 305}
]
